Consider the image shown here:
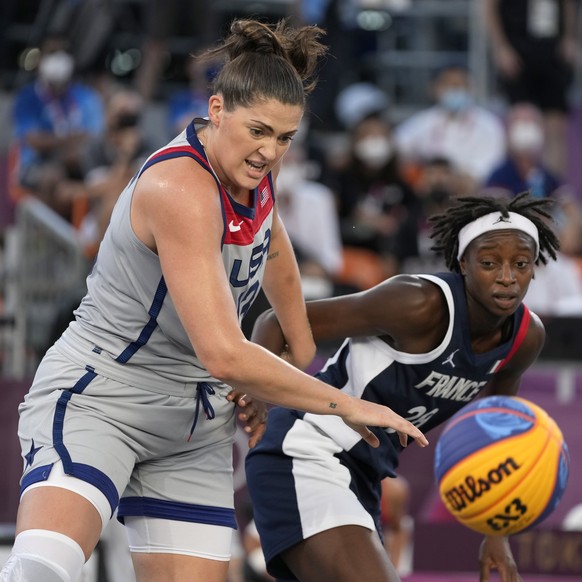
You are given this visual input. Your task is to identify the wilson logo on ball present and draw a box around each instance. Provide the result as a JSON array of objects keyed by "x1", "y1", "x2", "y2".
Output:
[{"x1": 443, "y1": 456, "x2": 522, "y2": 512}]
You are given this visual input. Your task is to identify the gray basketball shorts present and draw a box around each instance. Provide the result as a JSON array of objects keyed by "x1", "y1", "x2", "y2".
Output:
[{"x1": 17, "y1": 345, "x2": 238, "y2": 529}]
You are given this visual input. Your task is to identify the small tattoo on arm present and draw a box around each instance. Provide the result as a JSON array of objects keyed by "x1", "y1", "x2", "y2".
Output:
[
  {"x1": 267, "y1": 251, "x2": 279, "y2": 261},
  {"x1": 329, "y1": 402, "x2": 337, "y2": 409}
]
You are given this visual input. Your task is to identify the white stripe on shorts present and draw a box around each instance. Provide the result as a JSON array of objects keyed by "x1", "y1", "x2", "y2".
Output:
[{"x1": 282, "y1": 418, "x2": 375, "y2": 540}]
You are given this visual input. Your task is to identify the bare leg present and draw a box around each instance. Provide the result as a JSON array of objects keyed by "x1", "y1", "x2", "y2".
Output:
[
  {"x1": 281, "y1": 525, "x2": 400, "y2": 582},
  {"x1": 16, "y1": 486, "x2": 103, "y2": 560},
  {"x1": 132, "y1": 552, "x2": 229, "y2": 582}
]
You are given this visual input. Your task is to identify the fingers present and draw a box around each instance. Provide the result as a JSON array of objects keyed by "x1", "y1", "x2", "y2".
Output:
[
  {"x1": 248, "y1": 422, "x2": 268, "y2": 449},
  {"x1": 226, "y1": 390, "x2": 248, "y2": 406},
  {"x1": 359, "y1": 428, "x2": 380, "y2": 448},
  {"x1": 239, "y1": 408, "x2": 268, "y2": 430},
  {"x1": 398, "y1": 432, "x2": 409, "y2": 448},
  {"x1": 227, "y1": 390, "x2": 256, "y2": 409},
  {"x1": 229, "y1": 391, "x2": 269, "y2": 448},
  {"x1": 394, "y1": 419, "x2": 429, "y2": 448},
  {"x1": 388, "y1": 423, "x2": 427, "y2": 448}
]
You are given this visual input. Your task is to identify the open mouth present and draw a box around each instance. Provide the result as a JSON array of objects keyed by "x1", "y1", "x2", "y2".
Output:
[
  {"x1": 246, "y1": 159, "x2": 266, "y2": 173},
  {"x1": 493, "y1": 293, "x2": 518, "y2": 308}
]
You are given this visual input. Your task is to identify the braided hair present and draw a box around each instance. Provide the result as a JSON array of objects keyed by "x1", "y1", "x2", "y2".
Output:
[{"x1": 430, "y1": 192, "x2": 560, "y2": 272}]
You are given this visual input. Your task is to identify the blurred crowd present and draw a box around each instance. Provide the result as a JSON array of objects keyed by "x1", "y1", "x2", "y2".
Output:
[
  {"x1": 6, "y1": 0, "x2": 582, "y2": 319},
  {"x1": 1, "y1": 1, "x2": 581, "y2": 580}
]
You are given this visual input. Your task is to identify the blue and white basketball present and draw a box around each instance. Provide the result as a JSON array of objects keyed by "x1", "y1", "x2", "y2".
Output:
[{"x1": 434, "y1": 395, "x2": 570, "y2": 535}]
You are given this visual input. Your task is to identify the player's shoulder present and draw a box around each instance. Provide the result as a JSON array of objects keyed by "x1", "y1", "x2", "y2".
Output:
[
  {"x1": 375, "y1": 273, "x2": 447, "y2": 312},
  {"x1": 524, "y1": 306, "x2": 546, "y2": 346}
]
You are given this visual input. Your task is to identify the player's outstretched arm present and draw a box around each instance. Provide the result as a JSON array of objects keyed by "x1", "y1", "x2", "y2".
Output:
[{"x1": 479, "y1": 536, "x2": 522, "y2": 582}]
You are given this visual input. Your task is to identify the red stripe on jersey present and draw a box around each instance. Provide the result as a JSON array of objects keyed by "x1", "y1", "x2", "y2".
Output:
[
  {"x1": 150, "y1": 145, "x2": 210, "y2": 169},
  {"x1": 495, "y1": 306, "x2": 531, "y2": 372},
  {"x1": 223, "y1": 175, "x2": 274, "y2": 245}
]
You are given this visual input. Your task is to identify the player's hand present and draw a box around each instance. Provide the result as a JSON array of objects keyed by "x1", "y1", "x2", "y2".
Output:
[
  {"x1": 342, "y1": 399, "x2": 429, "y2": 449},
  {"x1": 227, "y1": 390, "x2": 269, "y2": 448},
  {"x1": 479, "y1": 536, "x2": 522, "y2": 582}
]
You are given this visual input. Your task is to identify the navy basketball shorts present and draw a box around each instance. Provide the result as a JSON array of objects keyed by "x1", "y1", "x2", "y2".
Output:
[{"x1": 245, "y1": 407, "x2": 380, "y2": 580}]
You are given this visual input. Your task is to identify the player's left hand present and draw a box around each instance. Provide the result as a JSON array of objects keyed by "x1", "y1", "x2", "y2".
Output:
[
  {"x1": 479, "y1": 536, "x2": 522, "y2": 582},
  {"x1": 227, "y1": 390, "x2": 269, "y2": 448}
]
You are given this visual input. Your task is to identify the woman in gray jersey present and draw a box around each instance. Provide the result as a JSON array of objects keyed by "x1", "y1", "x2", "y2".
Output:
[
  {"x1": 2, "y1": 19, "x2": 428, "y2": 582},
  {"x1": 246, "y1": 193, "x2": 561, "y2": 582}
]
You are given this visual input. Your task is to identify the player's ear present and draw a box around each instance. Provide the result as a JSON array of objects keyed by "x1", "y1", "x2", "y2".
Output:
[
  {"x1": 459, "y1": 256, "x2": 467, "y2": 276},
  {"x1": 207, "y1": 94, "x2": 224, "y2": 126}
]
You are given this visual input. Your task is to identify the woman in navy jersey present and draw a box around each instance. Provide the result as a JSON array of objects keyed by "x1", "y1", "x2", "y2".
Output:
[
  {"x1": 3, "y1": 19, "x2": 427, "y2": 582},
  {"x1": 246, "y1": 192, "x2": 560, "y2": 582}
]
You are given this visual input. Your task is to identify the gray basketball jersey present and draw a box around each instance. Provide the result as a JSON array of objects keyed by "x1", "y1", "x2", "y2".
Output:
[{"x1": 59, "y1": 120, "x2": 276, "y2": 393}]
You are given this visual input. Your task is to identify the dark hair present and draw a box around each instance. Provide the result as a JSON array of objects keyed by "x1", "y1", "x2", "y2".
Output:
[
  {"x1": 199, "y1": 18, "x2": 327, "y2": 111},
  {"x1": 429, "y1": 192, "x2": 560, "y2": 272}
]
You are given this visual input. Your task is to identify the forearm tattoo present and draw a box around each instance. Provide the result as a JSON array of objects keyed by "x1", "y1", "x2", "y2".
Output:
[
  {"x1": 329, "y1": 402, "x2": 337, "y2": 409},
  {"x1": 267, "y1": 251, "x2": 279, "y2": 261}
]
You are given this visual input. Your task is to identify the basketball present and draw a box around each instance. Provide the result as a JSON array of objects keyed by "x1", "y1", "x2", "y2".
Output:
[{"x1": 434, "y1": 395, "x2": 570, "y2": 536}]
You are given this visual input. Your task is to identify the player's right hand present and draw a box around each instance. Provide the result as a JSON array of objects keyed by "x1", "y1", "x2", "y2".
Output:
[{"x1": 342, "y1": 399, "x2": 429, "y2": 449}]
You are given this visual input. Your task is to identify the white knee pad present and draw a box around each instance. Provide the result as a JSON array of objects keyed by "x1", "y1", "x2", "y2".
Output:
[{"x1": 0, "y1": 530, "x2": 85, "y2": 582}]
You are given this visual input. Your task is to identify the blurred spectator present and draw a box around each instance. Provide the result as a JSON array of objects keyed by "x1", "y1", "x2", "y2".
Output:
[
  {"x1": 53, "y1": 88, "x2": 153, "y2": 259},
  {"x1": 394, "y1": 64, "x2": 506, "y2": 193},
  {"x1": 11, "y1": 34, "x2": 104, "y2": 220},
  {"x1": 276, "y1": 126, "x2": 344, "y2": 299},
  {"x1": 480, "y1": 103, "x2": 582, "y2": 316},
  {"x1": 557, "y1": 192, "x2": 582, "y2": 258},
  {"x1": 483, "y1": 102, "x2": 564, "y2": 199},
  {"x1": 167, "y1": 57, "x2": 211, "y2": 136},
  {"x1": 167, "y1": 49, "x2": 222, "y2": 136},
  {"x1": 335, "y1": 82, "x2": 390, "y2": 132},
  {"x1": 77, "y1": 88, "x2": 154, "y2": 258},
  {"x1": 330, "y1": 113, "x2": 422, "y2": 283},
  {"x1": 380, "y1": 475, "x2": 413, "y2": 577},
  {"x1": 296, "y1": 0, "x2": 386, "y2": 131},
  {"x1": 524, "y1": 251, "x2": 582, "y2": 316},
  {"x1": 409, "y1": 156, "x2": 462, "y2": 262},
  {"x1": 133, "y1": 0, "x2": 209, "y2": 102},
  {"x1": 483, "y1": 0, "x2": 579, "y2": 179}
]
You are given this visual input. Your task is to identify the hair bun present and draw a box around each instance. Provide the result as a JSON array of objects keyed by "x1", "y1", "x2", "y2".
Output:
[{"x1": 228, "y1": 19, "x2": 285, "y2": 58}]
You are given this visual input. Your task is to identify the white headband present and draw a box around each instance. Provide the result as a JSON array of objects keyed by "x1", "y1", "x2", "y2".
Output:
[{"x1": 457, "y1": 211, "x2": 539, "y2": 260}]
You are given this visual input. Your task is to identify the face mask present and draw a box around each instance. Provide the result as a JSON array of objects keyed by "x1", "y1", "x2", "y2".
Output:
[
  {"x1": 438, "y1": 89, "x2": 472, "y2": 113},
  {"x1": 276, "y1": 162, "x2": 307, "y2": 193},
  {"x1": 508, "y1": 122, "x2": 544, "y2": 153},
  {"x1": 38, "y1": 51, "x2": 74, "y2": 85},
  {"x1": 353, "y1": 136, "x2": 393, "y2": 169}
]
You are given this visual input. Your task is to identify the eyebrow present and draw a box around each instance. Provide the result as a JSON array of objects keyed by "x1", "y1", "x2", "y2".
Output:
[{"x1": 249, "y1": 119, "x2": 297, "y2": 137}]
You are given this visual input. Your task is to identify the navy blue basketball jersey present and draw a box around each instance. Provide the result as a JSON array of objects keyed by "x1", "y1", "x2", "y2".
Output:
[{"x1": 301, "y1": 272, "x2": 532, "y2": 481}]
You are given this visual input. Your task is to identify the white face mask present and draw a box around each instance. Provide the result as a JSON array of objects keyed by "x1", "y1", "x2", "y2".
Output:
[
  {"x1": 438, "y1": 88, "x2": 472, "y2": 113},
  {"x1": 276, "y1": 162, "x2": 308, "y2": 193},
  {"x1": 508, "y1": 121, "x2": 544, "y2": 153},
  {"x1": 353, "y1": 136, "x2": 393, "y2": 169},
  {"x1": 38, "y1": 51, "x2": 74, "y2": 85}
]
